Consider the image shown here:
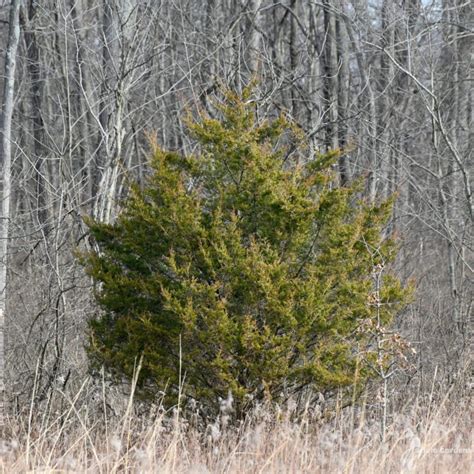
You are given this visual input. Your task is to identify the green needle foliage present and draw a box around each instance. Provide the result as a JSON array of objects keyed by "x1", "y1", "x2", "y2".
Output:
[{"x1": 81, "y1": 89, "x2": 410, "y2": 417}]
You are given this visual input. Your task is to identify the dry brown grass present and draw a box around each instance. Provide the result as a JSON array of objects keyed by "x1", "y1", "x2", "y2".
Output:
[{"x1": 0, "y1": 380, "x2": 472, "y2": 473}]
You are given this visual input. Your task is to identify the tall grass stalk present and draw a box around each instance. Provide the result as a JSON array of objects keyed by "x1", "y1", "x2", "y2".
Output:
[{"x1": 0, "y1": 377, "x2": 471, "y2": 473}]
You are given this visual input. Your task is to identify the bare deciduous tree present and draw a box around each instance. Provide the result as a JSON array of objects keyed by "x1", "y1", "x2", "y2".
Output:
[{"x1": 0, "y1": 0, "x2": 21, "y2": 425}]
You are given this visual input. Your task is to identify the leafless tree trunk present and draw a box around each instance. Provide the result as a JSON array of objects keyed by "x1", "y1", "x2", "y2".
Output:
[
  {"x1": 0, "y1": 0, "x2": 21, "y2": 426},
  {"x1": 335, "y1": 0, "x2": 350, "y2": 185}
]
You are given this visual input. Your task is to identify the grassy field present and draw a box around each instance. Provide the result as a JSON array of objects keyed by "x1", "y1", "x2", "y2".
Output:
[{"x1": 0, "y1": 382, "x2": 471, "y2": 473}]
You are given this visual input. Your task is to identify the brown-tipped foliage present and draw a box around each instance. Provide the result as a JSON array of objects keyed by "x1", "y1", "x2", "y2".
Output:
[{"x1": 81, "y1": 90, "x2": 410, "y2": 416}]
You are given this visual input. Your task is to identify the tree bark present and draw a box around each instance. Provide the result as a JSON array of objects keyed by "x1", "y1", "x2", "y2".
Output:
[
  {"x1": 21, "y1": 0, "x2": 48, "y2": 227},
  {"x1": 322, "y1": 0, "x2": 338, "y2": 152},
  {"x1": 336, "y1": 0, "x2": 350, "y2": 185},
  {"x1": 0, "y1": 0, "x2": 22, "y2": 426}
]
